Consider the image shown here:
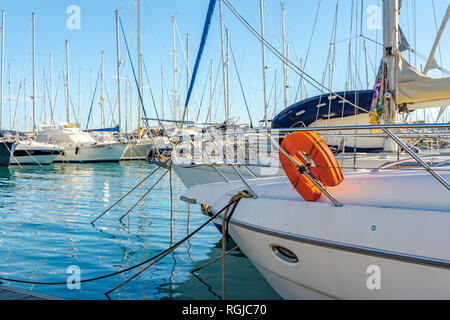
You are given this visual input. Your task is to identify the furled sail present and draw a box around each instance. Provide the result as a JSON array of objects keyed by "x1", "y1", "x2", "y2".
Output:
[{"x1": 396, "y1": 53, "x2": 450, "y2": 110}]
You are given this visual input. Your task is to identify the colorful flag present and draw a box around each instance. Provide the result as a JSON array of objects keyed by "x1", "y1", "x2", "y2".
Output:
[{"x1": 369, "y1": 63, "x2": 386, "y2": 133}]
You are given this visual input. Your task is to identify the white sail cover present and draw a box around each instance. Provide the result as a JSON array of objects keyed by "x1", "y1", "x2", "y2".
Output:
[{"x1": 397, "y1": 53, "x2": 450, "y2": 110}]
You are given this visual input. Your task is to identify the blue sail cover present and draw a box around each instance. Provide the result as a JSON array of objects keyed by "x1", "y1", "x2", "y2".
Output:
[
  {"x1": 271, "y1": 90, "x2": 374, "y2": 129},
  {"x1": 85, "y1": 125, "x2": 120, "y2": 133},
  {"x1": 183, "y1": 0, "x2": 218, "y2": 111},
  {"x1": 0, "y1": 130, "x2": 28, "y2": 138}
]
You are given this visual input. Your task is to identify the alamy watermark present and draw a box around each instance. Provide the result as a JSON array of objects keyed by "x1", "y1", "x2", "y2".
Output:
[
  {"x1": 366, "y1": 265, "x2": 381, "y2": 290},
  {"x1": 66, "y1": 5, "x2": 81, "y2": 30},
  {"x1": 366, "y1": 5, "x2": 381, "y2": 30},
  {"x1": 66, "y1": 265, "x2": 81, "y2": 290}
]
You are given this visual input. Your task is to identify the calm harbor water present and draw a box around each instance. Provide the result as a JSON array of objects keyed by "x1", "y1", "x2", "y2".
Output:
[{"x1": 0, "y1": 161, "x2": 280, "y2": 300}]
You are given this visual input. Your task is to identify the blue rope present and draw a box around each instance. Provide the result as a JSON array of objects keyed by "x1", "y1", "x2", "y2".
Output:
[{"x1": 183, "y1": 0, "x2": 218, "y2": 113}]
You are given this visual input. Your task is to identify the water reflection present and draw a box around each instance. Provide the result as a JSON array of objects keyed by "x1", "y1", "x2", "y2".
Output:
[{"x1": 0, "y1": 161, "x2": 278, "y2": 300}]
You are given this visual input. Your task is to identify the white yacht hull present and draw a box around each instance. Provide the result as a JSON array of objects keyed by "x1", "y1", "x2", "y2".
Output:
[
  {"x1": 183, "y1": 169, "x2": 450, "y2": 299},
  {"x1": 54, "y1": 143, "x2": 126, "y2": 163},
  {"x1": 172, "y1": 163, "x2": 283, "y2": 188},
  {"x1": 122, "y1": 141, "x2": 153, "y2": 161},
  {"x1": 11, "y1": 143, "x2": 62, "y2": 165}
]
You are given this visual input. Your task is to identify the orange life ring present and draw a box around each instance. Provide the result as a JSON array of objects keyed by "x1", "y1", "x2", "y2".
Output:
[{"x1": 279, "y1": 131, "x2": 344, "y2": 202}]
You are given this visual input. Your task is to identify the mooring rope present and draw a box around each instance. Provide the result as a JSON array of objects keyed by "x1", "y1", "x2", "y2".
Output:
[
  {"x1": 221, "y1": 190, "x2": 252, "y2": 300},
  {"x1": 0, "y1": 197, "x2": 242, "y2": 291},
  {"x1": 104, "y1": 192, "x2": 248, "y2": 299}
]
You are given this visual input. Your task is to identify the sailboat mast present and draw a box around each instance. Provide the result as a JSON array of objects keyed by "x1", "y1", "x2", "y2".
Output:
[
  {"x1": 209, "y1": 59, "x2": 213, "y2": 124},
  {"x1": 23, "y1": 79, "x2": 27, "y2": 132},
  {"x1": 218, "y1": 0, "x2": 228, "y2": 123},
  {"x1": 186, "y1": 33, "x2": 189, "y2": 121},
  {"x1": 0, "y1": 10, "x2": 4, "y2": 130},
  {"x1": 172, "y1": 16, "x2": 177, "y2": 122},
  {"x1": 383, "y1": 0, "x2": 399, "y2": 152},
  {"x1": 226, "y1": 28, "x2": 230, "y2": 123},
  {"x1": 32, "y1": 13, "x2": 36, "y2": 133},
  {"x1": 281, "y1": 2, "x2": 288, "y2": 109},
  {"x1": 100, "y1": 51, "x2": 105, "y2": 129},
  {"x1": 259, "y1": 0, "x2": 268, "y2": 127},
  {"x1": 161, "y1": 65, "x2": 165, "y2": 119},
  {"x1": 65, "y1": 39, "x2": 71, "y2": 124},
  {"x1": 172, "y1": 16, "x2": 178, "y2": 121},
  {"x1": 49, "y1": 52, "x2": 54, "y2": 124},
  {"x1": 8, "y1": 63, "x2": 11, "y2": 127},
  {"x1": 137, "y1": 0, "x2": 142, "y2": 136},
  {"x1": 115, "y1": 10, "x2": 122, "y2": 139}
]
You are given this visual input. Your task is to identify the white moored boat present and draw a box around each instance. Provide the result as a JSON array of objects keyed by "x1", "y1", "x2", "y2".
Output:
[
  {"x1": 182, "y1": 160, "x2": 450, "y2": 299},
  {"x1": 11, "y1": 141, "x2": 63, "y2": 165},
  {"x1": 36, "y1": 124, "x2": 127, "y2": 163}
]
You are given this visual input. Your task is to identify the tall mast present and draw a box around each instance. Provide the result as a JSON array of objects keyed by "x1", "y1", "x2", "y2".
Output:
[
  {"x1": 161, "y1": 65, "x2": 165, "y2": 119},
  {"x1": 226, "y1": 28, "x2": 230, "y2": 121},
  {"x1": 65, "y1": 39, "x2": 71, "y2": 124},
  {"x1": 8, "y1": 63, "x2": 11, "y2": 127},
  {"x1": 78, "y1": 68, "x2": 81, "y2": 126},
  {"x1": 23, "y1": 79, "x2": 27, "y2": 131},
  {"x1": 172, "y1": 16, "x2": 178, "y2": 121},
  {"x1": 383, "y1": 0, "x2": 399, "y2": 122},
  {"x1": 43, "y1": 69, "x2": 46, "y2": 123},
  {"x1": 218, "y1": 0, "x2": 228, "y2": 123},
  {"x1": 100, "y1": 52, "x2": 105, "y2": 129},
  {"x1": 125, "y1": 78, "x2": 128, "y2": 133},
  {"x1": 49, "y1": 52, "x2": 53, "y2": 124},
  {"x1": 281, "y1": 2, "x2": 288, "y2": 109},
  {"x1": 383, "y1": 0, "x2": 399, "y2": 152},
  {"x1": 0, "y1": 10, "x2": 4, "y2": 129},
  {"x1": 259, "y1": 0, "x2": 268, "y2": 127},
  {"x1": 115, "y1": 10, "x2": 122, "y2": 139},
  {"x1": 186, "y1": 33, "x2": 189, "y2": 121},
  {"x1": 137, "y1": 0, "x2": 142, "y2": 136},
  {"x1": 209, "y1": 59, "x2": 213, "y2": 124},
  {"x1": 32, "y1": 13, "x2": 36, "y2": 132}
]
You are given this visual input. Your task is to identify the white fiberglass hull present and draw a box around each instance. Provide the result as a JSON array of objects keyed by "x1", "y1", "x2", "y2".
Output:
[
  {"x1": 11, "y1": 143, "x2": 63, "y2": 165},
  {"x1": 122, "y1": 141, "x2": 153, "y2": 160},
  {"x1": 172, "y1": 162, "x2": 283, "y2": 188},
  {"x1": 183, "y1": 169, "x2": 450, "y2": 299},
  {"x1": 55, "y1": 143, "x2": 127, "y2": 163}
]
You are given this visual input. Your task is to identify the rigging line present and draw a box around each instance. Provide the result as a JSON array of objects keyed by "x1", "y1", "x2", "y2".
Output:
[
  {"x1": 118, "y1": 16, "x2": 153, "y2": 136},
  {"x1": 106, "y1": 12, "x2": 136, "y2": 129},
  {"x1": 195, "y1": 63, "x2": 211, "y2": 123},
  {"x1": 359, "y1": 34, "x2": 450, "y2": 76},
  {"x1": 181, "y1": 0, "x2": 217, "y2": 129},
  {"x1": 142, "y1": 58, "x2": 170, "y2": 138},
  {"x1": 295, "y1": 0, "x2": 337, "y2": 103},
  {"x1": 44, "y1": 72, "x2": 55, "y2": 125},
  {"x1": 204, "y1": 59, "x2": 222, "y2": 124},
  {"x1": 85, "y1": 66, "x2": 101, "y2": 130},
  {"x1": 431, "y1": 0, "x2": 444, "y2": 75},
  {"x1": 103, "y1": 83, "x2": 116, "y2": 127},
  {"x1": 12, "y1": 21, "x2": 32, "y2": 130},
  {"x1": 174, "y1": 21, "x2": 201, "y2": 109},
  {"x1": 229, "y1": 41, "x2": 253, "y2": 128}
]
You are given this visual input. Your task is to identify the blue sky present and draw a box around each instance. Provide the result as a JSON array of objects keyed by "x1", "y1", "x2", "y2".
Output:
[{"x1": 0, "y1": 0, "x2": 448, "y2": 131}]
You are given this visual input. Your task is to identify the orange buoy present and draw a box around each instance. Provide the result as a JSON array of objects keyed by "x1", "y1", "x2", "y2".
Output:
[{"x1": 279, "y1": 131, "x2": 344, "y2": 202}]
